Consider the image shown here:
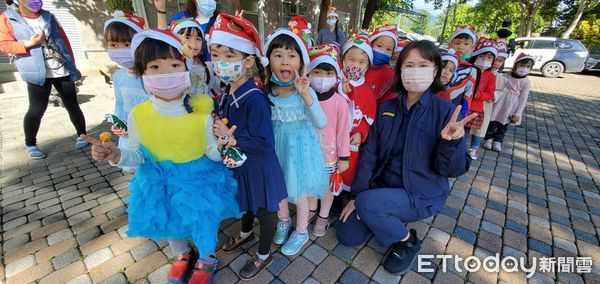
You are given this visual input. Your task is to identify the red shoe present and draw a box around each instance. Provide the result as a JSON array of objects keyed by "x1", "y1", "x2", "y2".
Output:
[
  {"x1": 188, "y1": 258, "x2": 218, "y2": 284},
  {"x1": 168, "y1": 252, "x2": 194, "y2": 283}
]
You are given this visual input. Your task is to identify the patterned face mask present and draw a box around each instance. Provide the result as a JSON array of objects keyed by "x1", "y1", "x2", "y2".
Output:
[
  {"x1": 213, "y1": 59, "x2": 245, "y2": 83},
  {"x1": 344, "y1": 65, "x2": 365, "y2": 81}
]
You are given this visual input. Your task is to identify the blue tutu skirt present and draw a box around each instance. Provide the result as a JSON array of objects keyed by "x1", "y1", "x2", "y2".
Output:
[
  {"x1": 126, "y1": 147, "x2": 240, "y2": 257},
  {"x1": 273, "y1": 120, "x2": 328, "y2": 203}
]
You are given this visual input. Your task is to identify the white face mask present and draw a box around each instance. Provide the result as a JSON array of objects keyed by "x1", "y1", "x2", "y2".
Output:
[
  {"x1": 309, "y1": 76, "x2": 338, "y2": 93},
  {"x1": 475, "y1": 57, "x2": 493, "y2": 69},
  {"x1": 197, "y1": 0, "x2": 216, "y2": 17},
  {"x1": 516, "y1": 67, "x2": 530, "y2": 76},
  {"x1": 327, "y1": 19, "x2": 337, "y2": 27},
  {"x1": 401, "y1": 67, "x2": 435, "y2": 93}
]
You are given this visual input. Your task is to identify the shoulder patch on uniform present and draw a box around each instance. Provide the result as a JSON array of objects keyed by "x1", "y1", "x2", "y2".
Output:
[{"x1": 383, "y1": 112, "x2": 395, "y2": 117}]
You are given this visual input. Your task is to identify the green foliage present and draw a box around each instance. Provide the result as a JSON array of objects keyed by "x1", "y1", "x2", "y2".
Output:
[
  {"x1": 571, "y1": 18, "x2": 600, "y2": 46},
  {"x1": 106, "y1": 0, "x2": 134, "y2": 14}
]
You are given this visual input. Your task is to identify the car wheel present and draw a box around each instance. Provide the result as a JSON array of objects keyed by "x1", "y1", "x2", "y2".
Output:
[{"x1": 542, "y1": 61, "x2": 564, "y2": 78}]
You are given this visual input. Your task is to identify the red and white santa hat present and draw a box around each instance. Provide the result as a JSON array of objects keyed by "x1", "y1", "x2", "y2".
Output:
[
  {"x1": 395, "y1": 41, "x2": 408, "y2": 53},
  {"x1": 208, "y1": 12, "x2": 268, "y2": 66},
  {"x1": 495, "y1": 38, "x2": 509, "y2": 58},
  {"x1": 449, "y1": 26, "x2": 477, "y2": 43},
  {"x1": 472, "y1": 37, "x2": 498, "y2": 58},
  {"x1": 327, "y1": 6, "x2": 338, "y2": 18},
  {"x1": 265, "y1": 15, "x2": 311, "y2": 65},
  {"x1": 104, "y1": 10, "x2": 145, "y2": 34},
  {"x1": 515, "y1": 52, "x2": 535, "y2": 64},
  {"x1": 170, "y1": 18, "x2": 203, "y2": 36},
  {"x1": 342, "y1": 35, "x2": 373, "y2": 63},
  {"x1": 309, "y1": 44, "x2": 343, "y2": 80},
  {"x1": 441, "y1": 48, "x2": 460, "y2": 68},
  {"x1": 131, "y1": 29, "x2": 193, "y2": 68},
  {"x1": 369, "y1": 24, "x2": 398, "y2": 48}
]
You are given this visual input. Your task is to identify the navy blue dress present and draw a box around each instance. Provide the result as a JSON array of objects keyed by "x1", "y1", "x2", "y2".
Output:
[{"x1": 218, "y1": 80, "x2": 288, "y2": 213}]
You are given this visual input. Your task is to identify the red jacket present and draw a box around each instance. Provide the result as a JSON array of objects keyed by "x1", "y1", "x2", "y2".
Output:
[
  {"x1": 470, "y1": 70, "x2": 496, "y2": 112},
  {"x1": 348, "y1": 82, "x2": 377, "y2": 142},
  {"x1": 365, "y1": 65, "x2": 395, "y2": 104}
]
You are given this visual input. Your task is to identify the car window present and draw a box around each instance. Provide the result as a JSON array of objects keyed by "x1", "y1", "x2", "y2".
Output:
[
  {"x1": 515, "y1": 40, "x2": 530, "y2": 49},
  {"x1": 531, "y1": 40, "x2": 555, "y2": 49},
  {"x1": 557, "y1": 40, "x2": 573, "y2": 49},
  {"x1": 589, "y1": 45, "x2": 600, "y2": 54}
]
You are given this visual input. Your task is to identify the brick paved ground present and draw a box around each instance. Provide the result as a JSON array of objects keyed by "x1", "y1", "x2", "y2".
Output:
[{"x1": 1, "y1": 72, "x2": 600, "y2": 284}]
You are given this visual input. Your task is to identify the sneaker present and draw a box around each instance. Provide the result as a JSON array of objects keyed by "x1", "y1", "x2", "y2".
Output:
[
  {"x1": 26, "y1": 146, "x2": 46, "y2": 159},
  {"x1": 468, "y1": 148, "x2": 479, "y2": 160},
  {"x1": 281, "y1": 231, "x2": 309, "y2": 256},
  {"x1": 75, "y1": 137, "x2": 89, "y2": 149},
  {"x1": 383, "y1": 229, "x2": 421, "y2": 275},
  {"x1": 188, "y1": 257, "x2": 218, "y2": 284},
  {"x1": 492, "y1": 142, "x2": 502, "y2": 152},
  {"x1": 273, "y1": 219, "x2": 291, "y2": 245},
  {"x1": 167, "y1": 251, "x2": 195, "y2": 283},
  {"x1": 312, "y1": 216, "x2": 329, "y2": 237},
  {"x1": 482, "y1": 139, "x2": 493, "y2": 150}
]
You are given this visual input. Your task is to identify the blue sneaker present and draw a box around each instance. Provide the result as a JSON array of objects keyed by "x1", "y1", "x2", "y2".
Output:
[
  {"x1": 26, "y1": 146, "x2": 46, "y2": 159},
  {"x1": 75, "y1": 137, "x2": 89, "y2": 149},
  {"x1": 281, "y1": 231, "x2": 309, "y2": 256},
  {"x1": 273, "y1": 219, "x2": 291, "y2": 245}
]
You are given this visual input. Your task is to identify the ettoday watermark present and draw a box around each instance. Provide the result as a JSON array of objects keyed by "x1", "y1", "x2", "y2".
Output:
[{"x1": 418, "y1": 254, "x2": 593, "y2": 278}]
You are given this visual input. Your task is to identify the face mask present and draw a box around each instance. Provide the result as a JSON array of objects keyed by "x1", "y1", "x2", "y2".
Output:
[
  {"x1": 327, "y1": 19, "x2": 337, "y2": 27},
  {"x1": 474, "y1": 57, "x2": 493, "y2": 70},
  {"x1": 213, "y1": 59, "x2": 245, "y2": 83},
  {"x1": 516, "y1": 67, "x2": 530, "y2": 76},
  {"x1": 142, "y1": 71, "x2": 192, "y2": 100},
  {"x1": 197, "y1": 0, "x2": 216, "y2": 17},
  {"x1": 270, "y1": 73, "x2": 294, "y2": 87},
  {"x1": 372, "y1": 49, "x2": 391, "y2": 66},
  {"x1": 460, "y1": 52, "x2": 472, "y2": 61},
  {"x1": 309, "y1": 76, "x2": 337, "y2": 93},
  {"x1": 107, "y1": 48, "x2": 134, "y2": 68},
  {"x1": 344, "y1": 65, "x2": 365, "y2": 81},
  {"x1": 401, "y1": 67, "x2": 435, "y2": 93},
  {"x1": 26, "y1": 0, "x2": 43, "y2": 12}
]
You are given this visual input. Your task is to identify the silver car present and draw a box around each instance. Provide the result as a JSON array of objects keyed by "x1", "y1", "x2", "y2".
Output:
[{"x1": 504, "y1": 37, "x2": 589, "y2": 78}]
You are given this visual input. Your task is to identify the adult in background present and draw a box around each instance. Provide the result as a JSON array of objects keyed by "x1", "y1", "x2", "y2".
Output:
[
  {"x1": 336, "y1": 40, "x2": 475, "y2": 275},
  {"x1": 0, "y1": 0, "x2": 87, "y2": 159},
  {"x1": 317, "y1": 6, "x2": 347, "y2": 47},
  {"x1": 492, "y1": 19, "x2": 517, "y2": 54},
  {"x1": 154, "y1": 0, "x2": 218, "y2": 36}
]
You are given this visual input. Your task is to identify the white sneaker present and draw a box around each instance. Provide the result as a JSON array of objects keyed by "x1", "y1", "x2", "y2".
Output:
[
  {"x1": 482, "y1": 139, "x2": 493, "y2": 150},
  {"x1": 492, "y1": 142, "x2": 502, "y2": 152},
  {"x1": 468, "y1": 148, "x2": 479, "y2": 160}
]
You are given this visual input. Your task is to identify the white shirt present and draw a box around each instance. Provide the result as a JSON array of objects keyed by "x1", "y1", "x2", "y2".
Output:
[{"x1": 23, "y1": 15, "x2": 69, "y2": 78}]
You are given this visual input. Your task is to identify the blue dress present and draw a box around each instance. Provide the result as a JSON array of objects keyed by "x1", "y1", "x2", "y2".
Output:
[
  {"x1": 218, "y1": 80, "x2": 288, "y2": 212},
  {"x1": 269, "y1": 88, "x2": 328, "y2": 203},
  {"x1": 112, "y1": 68, "x2": 149, "y2": 148}
]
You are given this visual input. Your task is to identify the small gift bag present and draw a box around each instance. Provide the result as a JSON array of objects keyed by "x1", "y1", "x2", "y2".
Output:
[{"x1": 329, "y1": 171, "x2": 344, "y2": 196}]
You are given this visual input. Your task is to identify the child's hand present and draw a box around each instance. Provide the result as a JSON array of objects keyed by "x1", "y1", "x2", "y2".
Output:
[
  {"x1": 80, "y1": 134, "x2": 121, "y2": 164},
  {"x1": 111, "y1": 126, "x2": 128, "y2": 137},
  {"x1": 213, "y1": 117, "x2": 230, "y2": 137},
  {"x1": 337, "y1": 160, "x2": 350, "y2": 173},
  {"x1": 511, "y1": 115, "x2": 520, "y2": 123},
  {"x1": 294, "y1": 67, "x2": 311, "y2": 99},
  {"x1": 217, "y1": 126, "x2": 238, "y2": 149},
  {"x1": 350, "y1": 132, "x2": 362, "y2": 145},
  {"x1": 342, "y1": 77, "x2": 352, "y2": 94}
]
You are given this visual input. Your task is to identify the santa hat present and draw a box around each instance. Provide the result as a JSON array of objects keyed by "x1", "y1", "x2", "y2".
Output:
[
  {"x1": 342, "y1": 35, "x2": 373, "y2": 64},
  {"x1": 358, "y1": 29, "x2": 369, "y2": 36},
  {"x1": 327, "y1": 7, "x2": 338, "y2": 18},
  {"x1": 104, "y1": 10, "x2": 145, "y2": 33},
  {"x1": 208, "y1": 13, "x2": 268, "y2": 66},
  {"x1": 370, "y1": 24, "x2": 398, "y2": 47},
  {"x1": 395, "y1": 41, "x2": 408, "y2": 53},
  {"x1": 495, "y1": 38, "x2": 509, "y2": 58},
  {"x1": 170, "y1": 18, "x2": 203, "y2": 36},
  {"x1": 265, "y1": 15, "x2": 311, "y2": 65},
  {"x1": 472, "y1": 37, "x2": 498, "y2": 58},
  {"x1": 515, "y1": 53, "x2": 535, "y2": 64},
  {"x1": 131, "y1": 29, "x2": 193, "y2": 68},
  {"x1": 309, "y1": 44, "x2": 343, "y2": 80},
  {"x1": 442, "y1": 48, "x2": 459, "y2": 68},
  {"x1": 449, "y1": 26, "x2": 477, "y2": 43}
]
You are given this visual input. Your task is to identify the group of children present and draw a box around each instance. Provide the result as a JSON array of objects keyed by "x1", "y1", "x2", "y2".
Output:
[{"x1": 85, "y1": 10, "x2": 533, "y2": 284}]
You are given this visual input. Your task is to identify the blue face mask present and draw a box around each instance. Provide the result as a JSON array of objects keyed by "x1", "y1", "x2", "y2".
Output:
[
  {"x1": 460, "y1": 52, "x2": 472, "y2": 61},
  {"x1": 270, "y1": 73, "x2": 294, "y2": 87},
  {"x1": 373, "y1": 49, "x2": 391, "y2": 66}
]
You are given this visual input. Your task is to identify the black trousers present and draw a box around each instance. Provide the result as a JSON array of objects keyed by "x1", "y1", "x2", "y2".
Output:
[
  {"x1": 484, "y1": 121, "x2": 509, "y2": 143},
  {"x1": 24, "y1": 76, "x2": 86, "y2": 146},
  {"x1": 241, "y1": 208, "x2": 277, "y2": 255}
]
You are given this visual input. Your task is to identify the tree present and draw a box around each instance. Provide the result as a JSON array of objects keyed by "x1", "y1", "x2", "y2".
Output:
[
  {"x1": 561, "y1": 0, "x2": 599, "y2": 38},
  {"x1": 317, "y1": 0, "x2": 332, "y2": 32},
  {"x1": 571, "y1": 17, "x2": 600, "y2": 46},
  {"x1": 106, "y1": 0, "x2": 134, "y2": 13},
  {"x1": 362, "y1": 0, "x2": 413, "y2": 29}
]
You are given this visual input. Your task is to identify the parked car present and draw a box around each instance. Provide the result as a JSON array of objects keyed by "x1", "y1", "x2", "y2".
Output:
[
  {"x1": 503, "y1": 37, "x2": 588, "y2": 78},
  {"x1": 584, "y1": 44, "x2": 600, "y2": 71}
]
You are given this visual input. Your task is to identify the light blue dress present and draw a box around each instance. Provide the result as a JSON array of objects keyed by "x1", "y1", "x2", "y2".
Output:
[
  {"x1": 112, "y1": 68, "x2": 150, "y2": 148},
  {"x1": 269, "y1": 88, "x2": 328, "y2": 203}
]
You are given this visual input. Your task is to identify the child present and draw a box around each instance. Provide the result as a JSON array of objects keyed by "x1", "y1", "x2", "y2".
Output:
[
  {"x1": 170, "y1": 18, "x2": 214, "y2": 98},
  {"x1": 103, "y1": 11, "x2": 148, "y2": 172},
  {"x1": 339, "y1": 35, "x2": 377, "y2": 193},
  {"x1": 390, "y1": 40, "x2": 408, "y2": 70},
  {"x1": 208, "y1": 13, "x2": 288, "y2": 280},
  {"x1": 264, "y1": 16, "x2": 328, "y2": 256},
  {"x1": 365, "y1": 24, "x2": 398, "y2": 103},
  {"x1": 83, "y1": 29, "x2": 239, "y2": 284},
  {"x1": 482, "y1": 40, "x2": 509, "y2": 151},
  {"x1": 446, "y1": 26, "x2": 479, "y2": 118},
  {"x1": 437, "y1": 49, "x2": 459, "y2": 101},
  {"x1": 307, "y1": 44, "x2": 350, "y2": 236},
  {"x1": 465, "y1": 38, "x2": 497, "y2": 160},
  {"x1": 484, "y1": 53, "x2": 534, "y2": 152}
]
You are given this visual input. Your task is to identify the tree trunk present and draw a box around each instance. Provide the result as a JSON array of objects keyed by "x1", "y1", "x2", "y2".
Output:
[
  {"x1": 561, "y1": 0, "x2": 587, "y2": 39},
  {"x1": 318, "y1": 0, "x2": 332, "y2": 32},
  {"x1": 361, "y1": 0, "x2": 379, "y2": 30},
  {"x1": 526, "y1": 4, "x2": 539, "y2": 37},
  {"x1": 518, "y1": 2, "x2": 527, "y2": 36}
]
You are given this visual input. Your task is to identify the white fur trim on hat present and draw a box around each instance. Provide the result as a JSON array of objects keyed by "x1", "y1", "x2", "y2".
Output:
[
  {"x1": 342, "y1": 39, "x2": 373, "y2": 64},
  {"x1": 442, "y1": 55, "x2": 459, "y2": 69},
  {"x1": 515, "y1": 55, "x2": 535, "y2": 63},
  {"x1": 104, "y1": 11, "x2": 143, "y2": 34},
  {"x1": 265, "y1": 29, "x2": 310, "y2": 66},
  {"x1": 131, "y1": 30, "x2": 193, "y2": 68},
  {"x1": 172, "y1": 20, "x2": 203, "y2": 36},
  {"x1": 308, "y1": 56, "x2": 342, "y2": 80},
  {"x1": 370, "y1": 31, "x2": 398, "y2": 48},
  {"x1": 472, "y1": 46, "x2": 498, "y2": 58},
  {"x1": 449, "y1": 27, "x2": 477, "y2": 44},
  {"x1": 208, "y1": 30, "x2": 269, "y2": 66}
]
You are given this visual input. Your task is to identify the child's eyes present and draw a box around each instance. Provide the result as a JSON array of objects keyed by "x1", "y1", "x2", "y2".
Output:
[
  {"x1": 150, "y1": 65, "x2": 159, "y2": 69},
  {"x1": 172, "y1": 63, "x2": 181, "y2": 68}
]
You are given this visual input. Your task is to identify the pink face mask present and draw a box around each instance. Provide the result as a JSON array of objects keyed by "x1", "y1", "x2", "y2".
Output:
[
  {"x1": 401, "y1": 67, "x2": 435, "y2": 93},
  {"x1": 142, "y1": 72, "x2": 191, "y2": 100},
  {"x1": 344, "y1": 65, "x2": 365, "y2": 81}
]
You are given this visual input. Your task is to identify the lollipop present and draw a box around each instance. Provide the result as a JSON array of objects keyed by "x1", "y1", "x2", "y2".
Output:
[
  {"x1": 221, "y1": 118, "x2": 229, "y2": 125},
  {"x1": 100, "y1": 132, "x2": 112, "y2": 143}
]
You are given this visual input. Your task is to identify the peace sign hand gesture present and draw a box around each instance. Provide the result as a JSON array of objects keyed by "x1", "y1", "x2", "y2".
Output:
[
  {"x1": 441, "y1": 105, "x2": 477, "y2": 141},
  {"x1": 294, "y1": 67, "x2": 311, "y2": 99}
]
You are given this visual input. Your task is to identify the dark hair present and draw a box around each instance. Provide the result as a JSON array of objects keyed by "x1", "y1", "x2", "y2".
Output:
[
  {"x1": 453, "y1": 34, "x2": 472, "y2": 41},
  {"x1": 393, "y1": 40, "x2": 445, "y2": 94},
  {"x1": 133, "y1": 38, "x2": 185, "y2": 76},
  {"x1": 177, "y1": 27, "x2": 207, "y2": 63},
  {"x1": 469, "y1": 51, "x2": 496, "y2": 71},
  {"x1": 183, "y1": 0, "x2": 198, "y2": 18},
  {"x1": 6, "y1": 0, "x2": 14, "y2": 5},
  {"x1": 314, "y1": 63, "x2": 335, "y2": 72},
  {"x1": 104, "y1": 22, "x2": 137, "y2": 43},
  {"x1": 264, "y1": 34, "x2": 305, "y2": 94}
]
